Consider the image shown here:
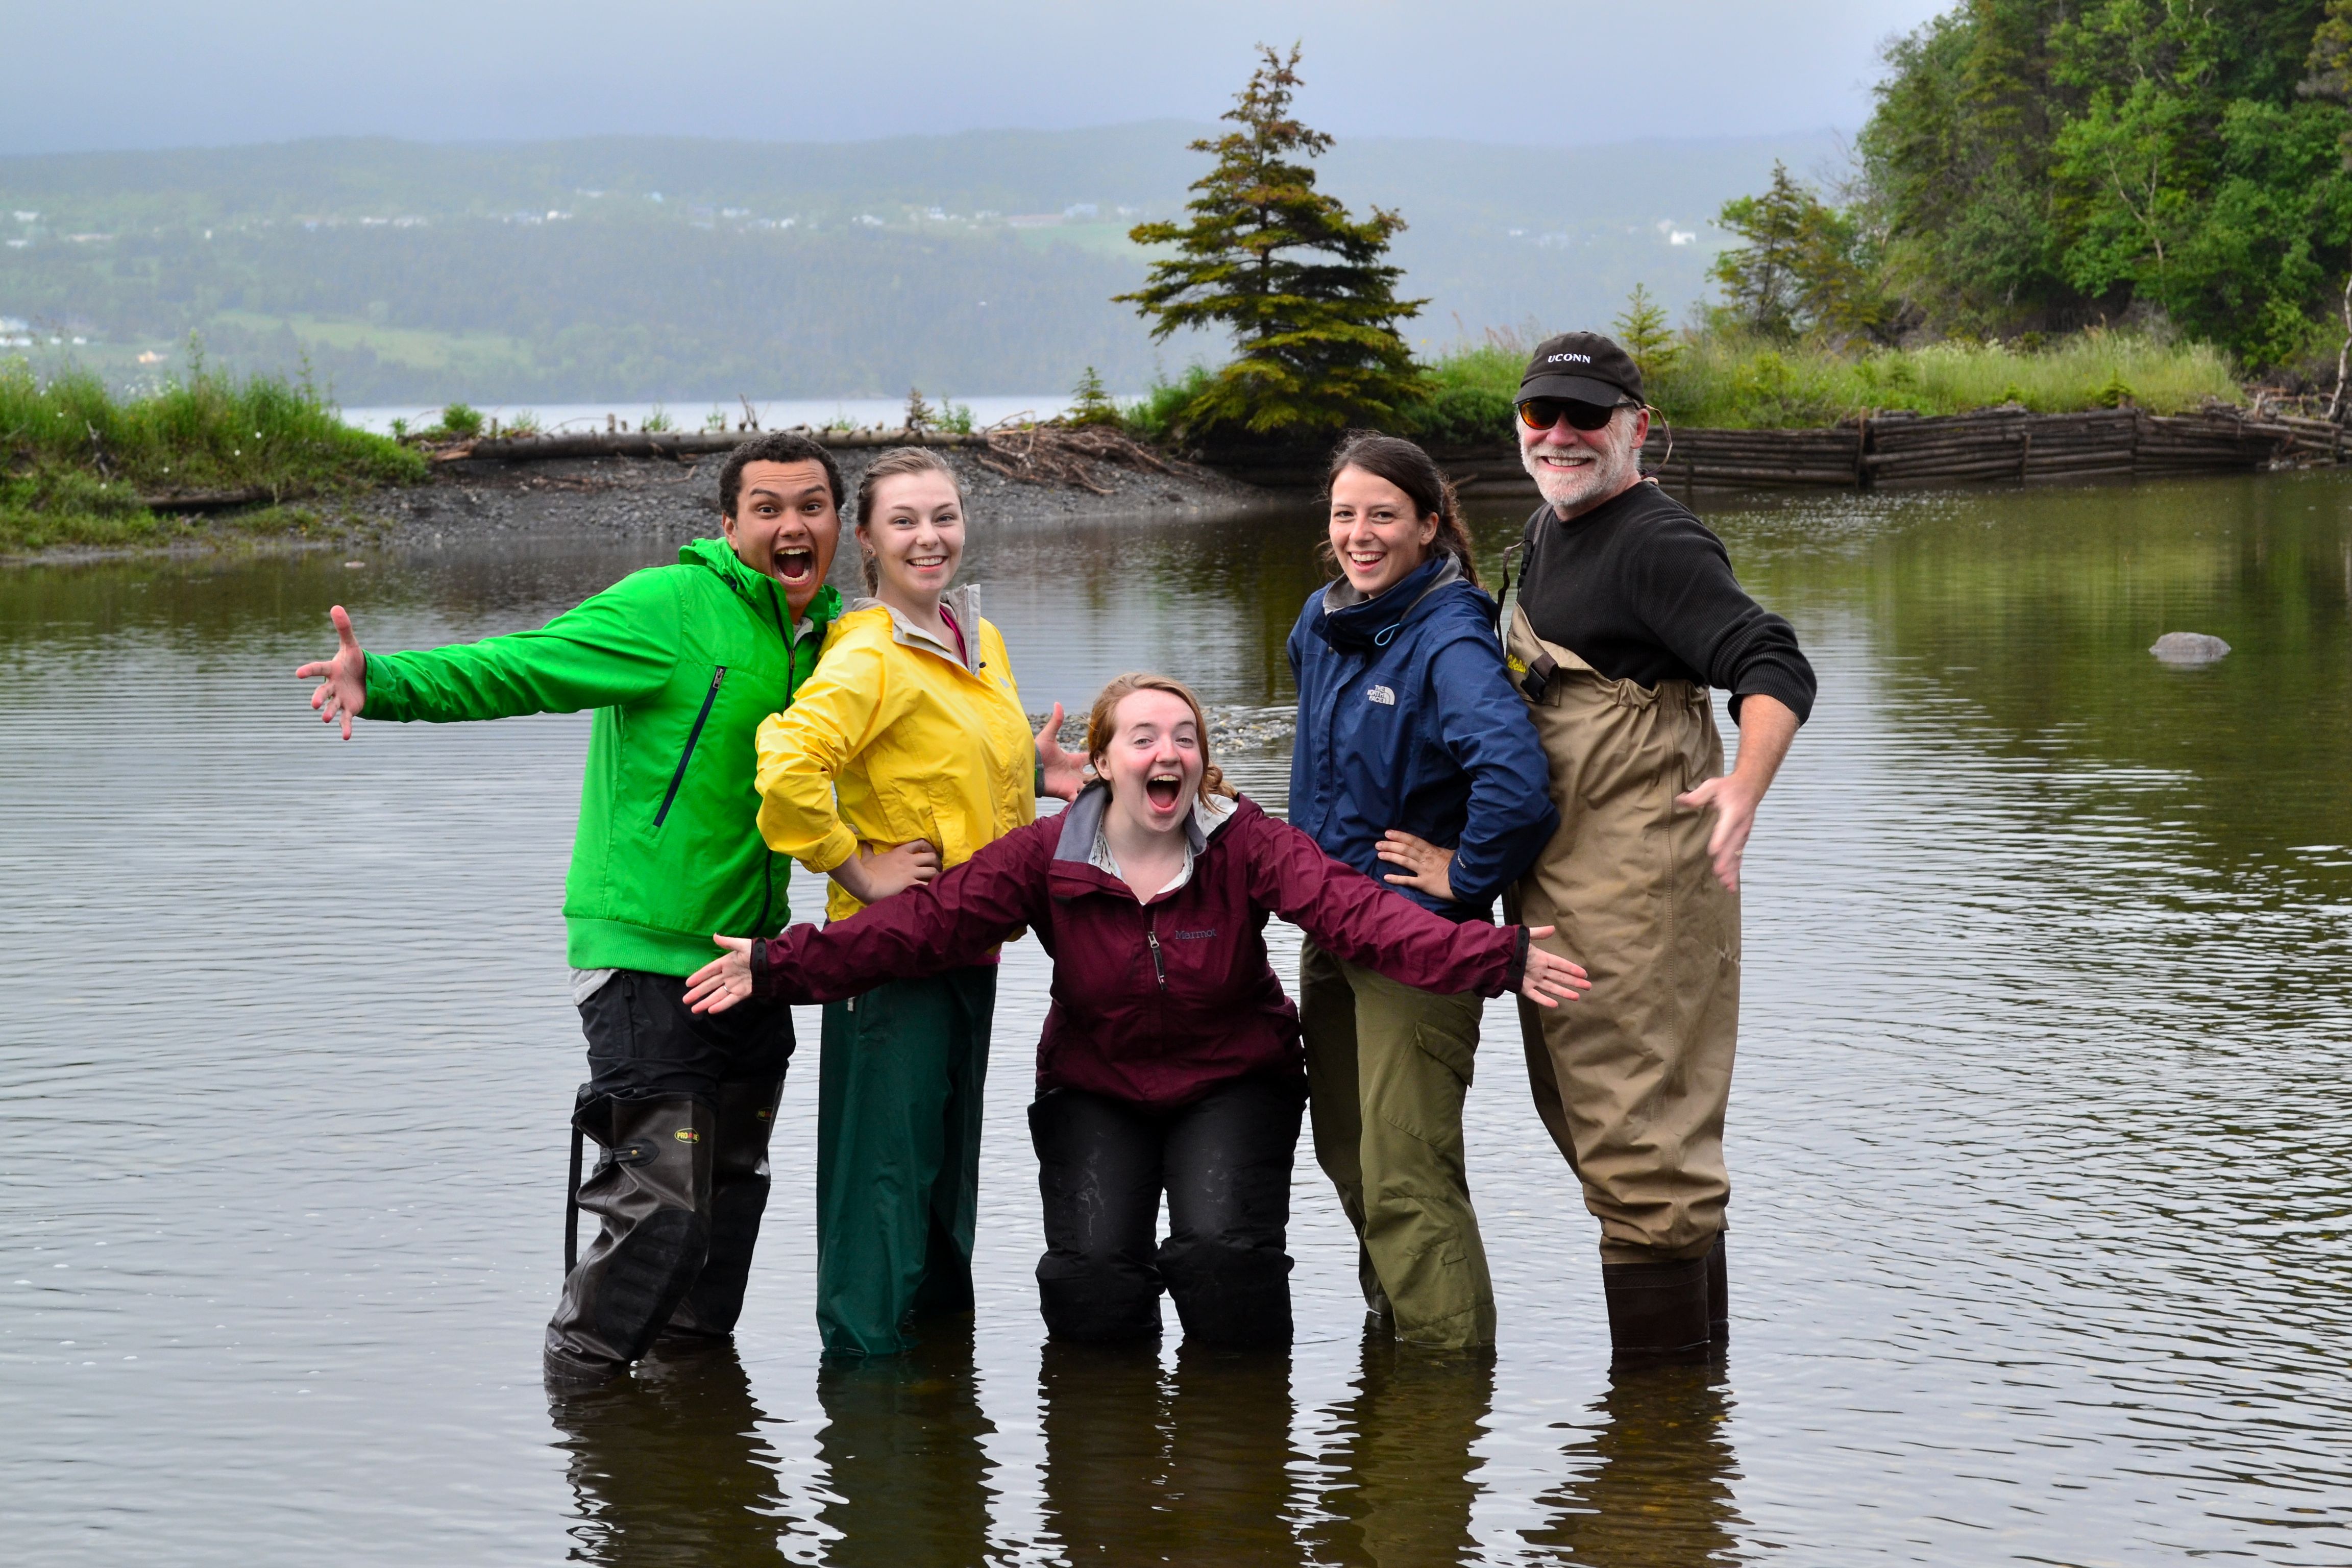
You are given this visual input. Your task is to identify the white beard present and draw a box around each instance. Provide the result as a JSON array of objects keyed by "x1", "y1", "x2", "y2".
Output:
[{"x1": 1522, "y1": 423, "x2": 1640, "y2": 515}]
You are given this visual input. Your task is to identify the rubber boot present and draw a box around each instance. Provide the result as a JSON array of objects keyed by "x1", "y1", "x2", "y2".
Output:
[
  {"x1": 662, "y1": 1077, "x2": 782, "y2": 1342},
  {"x1": 1599, "y1": 1254, "x2": 1712, "y2": 1370},
  {"x1": 1160, "y1": 1240, "x2": 1294, "y2": 1350},
  {"x1": 1707, "y1": 1235, "x2": 1729, "y2": 1347},
  {"x1": 545, "y1": 1092, "x2": 715, "y2": 1385}
]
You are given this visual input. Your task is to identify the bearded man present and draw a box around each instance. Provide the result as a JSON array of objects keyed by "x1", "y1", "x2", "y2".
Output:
[{"x1": 1500, "y1": 331, "x2": 1816, "y2": 1368}]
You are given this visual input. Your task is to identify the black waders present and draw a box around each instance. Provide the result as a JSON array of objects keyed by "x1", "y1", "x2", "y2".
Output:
[
  {"x1": 546, "y1": 1093, "x2": 716, "y2": 1385},
  {"x1": 1598, "y1": 1253, "x2": 1714, "y2": 1370}
]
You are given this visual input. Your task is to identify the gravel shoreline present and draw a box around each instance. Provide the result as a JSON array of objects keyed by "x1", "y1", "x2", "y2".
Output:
[
  {"x1": 7, "y1": 445, "x2": 1281, "y2": 567},
  {"x1": 366, "y1": 445, "x2": 1277, "y2": 545}
]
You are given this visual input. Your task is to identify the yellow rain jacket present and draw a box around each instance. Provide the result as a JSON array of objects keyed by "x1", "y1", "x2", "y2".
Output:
[{"x1": 755, "y1": 586, "x2": 1037, "y2": 924}]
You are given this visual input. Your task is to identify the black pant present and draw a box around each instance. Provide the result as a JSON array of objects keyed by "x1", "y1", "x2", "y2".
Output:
[
  {"x1": 1028, "y1": 1073, "x2": 1304, "y2": 1348},
  {"x1": 580, "y1": 968, "x2": 793, "y2": 1102},
  {"x1": 546, "y1": 971, "x2": 795, "y2": 1373}
]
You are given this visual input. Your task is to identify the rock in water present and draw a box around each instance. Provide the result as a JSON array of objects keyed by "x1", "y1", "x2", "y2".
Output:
[{"x1": 2150, "y1": 632, "x2": 2231, "y2": 665}]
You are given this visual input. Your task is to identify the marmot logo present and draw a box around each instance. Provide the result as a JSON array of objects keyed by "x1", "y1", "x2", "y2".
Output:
[
  {"x1": 1547, "y1": 352, "x2": 1594, "y2": 364},
  {"x1": 1367, "y1": 685, "x2": 1396, "y2": 705},
  {"x1": 1168, "y1": 928, "x2": 1217, "y2": 941}
]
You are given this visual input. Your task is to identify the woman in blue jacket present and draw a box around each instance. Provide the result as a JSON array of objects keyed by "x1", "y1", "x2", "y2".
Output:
[{"x1": 1286, "y1": 431, "x2": 1560, "y2": 1350}]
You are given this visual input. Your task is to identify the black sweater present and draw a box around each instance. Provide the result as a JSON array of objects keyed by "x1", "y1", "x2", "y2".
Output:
[{"x1": 1514, "y1": 483, "x2": 1816, "y2": 724}]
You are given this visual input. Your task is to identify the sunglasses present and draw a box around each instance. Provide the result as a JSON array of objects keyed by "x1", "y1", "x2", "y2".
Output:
[{"x1": 1517, "y1": 397, "x2": 1634, "y2": 432}]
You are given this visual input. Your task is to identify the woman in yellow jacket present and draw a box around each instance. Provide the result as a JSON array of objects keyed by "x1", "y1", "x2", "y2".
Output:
[{"x1": 756, "y1": 446, "x2": 1083, "y2": 1355}]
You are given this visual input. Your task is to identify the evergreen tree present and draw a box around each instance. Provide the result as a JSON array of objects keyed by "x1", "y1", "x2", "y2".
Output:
[
  {"x1": 1712, "y1": 163, "x2": 1892, "y2": 342},
  {"x1": 1611, "y1": 284, "x2": 1685, "y2": 381},
  {"x1": 1117, "y1": 44, "x2": 1426, "y2": 438},
  {"x1": 1066, "y1": 365, "x2": 1121, "y2": 426}
]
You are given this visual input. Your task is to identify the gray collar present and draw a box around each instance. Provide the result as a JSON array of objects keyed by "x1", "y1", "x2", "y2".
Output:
[
  {"x1": 851, "y1": 584, "x2": 983, "y2": 672},
  {"x1": 1319, "y1": 553, "x2": 1461, "y2": 615},
  {"x1": 1054, "y1": 781, "x2": 1236, "y2": 888}
]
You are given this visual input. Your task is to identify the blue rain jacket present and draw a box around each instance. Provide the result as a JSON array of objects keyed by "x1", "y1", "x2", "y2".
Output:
[{"x1": 1286, "y1": 555, "x2": 1559, "y2": 921}]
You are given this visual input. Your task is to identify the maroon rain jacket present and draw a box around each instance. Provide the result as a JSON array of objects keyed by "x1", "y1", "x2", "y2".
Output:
[{"x1": 748, "y1": 784, "x2": 1531, "y2": 1107}]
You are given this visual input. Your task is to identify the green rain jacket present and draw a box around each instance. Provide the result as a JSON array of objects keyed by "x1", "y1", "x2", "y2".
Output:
[{"x1": 364, "y1": 537, "x2": 842, "y2": 974}]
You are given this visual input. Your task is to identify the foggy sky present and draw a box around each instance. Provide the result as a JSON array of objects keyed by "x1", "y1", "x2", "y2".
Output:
[{"x1": 5, "y1": 0, "x2": 1952, "y2": 155}]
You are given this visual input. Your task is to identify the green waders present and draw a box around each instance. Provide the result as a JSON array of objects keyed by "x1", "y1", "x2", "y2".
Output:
[
  {"x1": 815, "y1": 965, "x2": 996, "y2": 1356},
  {"x1": 1299, "y1": 937, "x2": 1497, "y2": 1349}
]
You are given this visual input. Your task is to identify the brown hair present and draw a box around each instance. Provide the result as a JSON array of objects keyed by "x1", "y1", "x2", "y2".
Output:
[
  {"x1": 1320, "y1": 430, "x2": 1481, "y2": 589},
  {"x1": 853, "y1": 447, "x2": 964, "y2": 593},
  {"x1": 1083, "y1": 673, "x2": 1236, "y2": 804}
]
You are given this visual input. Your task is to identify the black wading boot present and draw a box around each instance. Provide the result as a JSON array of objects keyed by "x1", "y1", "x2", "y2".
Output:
[
  {"x1": 545, "y1": 1093, "x2": 715, "y2": 1387},
  {"x1": 1707, "y1": 1235, "x2": 1729, "y2": 1348},
  {"x1": 659, "y1": 1077, "x2": 782, "y2": 1343},
  {"x1": 1599, "y1": 1253, "x2": 1713, "y2": 1370}
]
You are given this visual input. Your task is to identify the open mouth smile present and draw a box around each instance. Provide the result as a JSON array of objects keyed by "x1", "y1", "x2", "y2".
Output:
[
  {"x1": 774, "y1": 547, "x2": 815, "y2": 583},
  {"x1": 1144, "y1": 772, "x2": 1184, "y2": 810}
]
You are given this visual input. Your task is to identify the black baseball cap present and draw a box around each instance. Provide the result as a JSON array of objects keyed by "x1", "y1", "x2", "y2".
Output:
[{"x1": 1518, "y1": 331, "x2": 1645, "y2": 407}]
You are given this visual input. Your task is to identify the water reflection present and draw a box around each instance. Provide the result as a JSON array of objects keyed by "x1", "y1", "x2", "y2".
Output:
[
  {"x1": 1311, "y1": 1331, "x2": 1494, "y2": 1567},
  {"x1": 1521, "y1": 1364, "x2": 1744, "y2": 1566},
  {"x1": 7, "y1": 473, "x2": 2352, "y2": 1563},
  {"x1": 813, "y1": 1331, "x2": 998, "y2": 1567},
  {"x1": 549, "y1": 1342, "x2": 794, "y2": 1565},
  {"x1": 1038, "y1": 1341, "x2": 1304, "y2": 1564}
]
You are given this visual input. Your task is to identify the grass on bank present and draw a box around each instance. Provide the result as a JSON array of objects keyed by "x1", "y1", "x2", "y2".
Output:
[
  {"x1": 1122, "y1": 329, "x2": 2245, "y2": 447},
  {"x1": 1, "y1": 357, "x2": 425, "y2": 554}
]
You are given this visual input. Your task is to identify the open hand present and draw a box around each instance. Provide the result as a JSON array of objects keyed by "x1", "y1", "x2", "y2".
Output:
[
  {"x1": 1034, "y1": 702, "x2": 1087, "y2": 802},
  {"x1": 296, "y1": 604, "x2": 368, "y2": 739},
  {"x1": 1675, "y1": 773, "x2": 1761, "y2": 892},
  {"x1": 1376, "y1": 829, "x2": 1456, "y2": 902},
  {"x1": 830, "y1": 839, "x2": 940, "y2": 903},
  {"x1": 1518, "y1": 925, "x2": 1591, "y2": 1009},
  {"x1": 684, "y1": 935, "x2": 755, "y2": 1015}
]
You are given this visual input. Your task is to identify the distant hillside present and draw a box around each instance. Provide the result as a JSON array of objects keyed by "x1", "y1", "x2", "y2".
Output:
[{"x1": 0, "y1": 127, "x2": 1842, "y2": 404}]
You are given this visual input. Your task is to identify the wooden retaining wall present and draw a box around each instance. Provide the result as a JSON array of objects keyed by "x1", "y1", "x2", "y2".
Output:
[{"x1": 1440, "y1": 406, "x2": 2340, "y2": 495}]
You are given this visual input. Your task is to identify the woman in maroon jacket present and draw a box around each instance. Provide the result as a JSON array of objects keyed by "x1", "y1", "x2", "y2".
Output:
[{"x1": 686, "y1": 673, "x2": 1588, "y2": 1349}]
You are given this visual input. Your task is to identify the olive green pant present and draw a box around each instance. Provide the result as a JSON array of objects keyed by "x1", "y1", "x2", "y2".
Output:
[
  {"x1": 1299, "y1": 937, "x2": 1496, "y2": 1349},
  {"x1": 815, "y1": 966, "x2": 995, "y2": 1357}
]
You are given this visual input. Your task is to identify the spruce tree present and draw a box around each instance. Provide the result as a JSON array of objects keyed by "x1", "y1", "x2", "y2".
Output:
[{"x1": 1118, "y1": 44, "x2": 1426, "y2": 438}]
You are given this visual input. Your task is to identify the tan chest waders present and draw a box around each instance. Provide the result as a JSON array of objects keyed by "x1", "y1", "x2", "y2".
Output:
[{"x1": 1503, "y1": 601, "x2": 1739, "y2": 1267}]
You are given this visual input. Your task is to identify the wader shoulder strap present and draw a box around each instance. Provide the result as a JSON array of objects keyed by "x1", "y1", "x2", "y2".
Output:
[
  {"x1": 1496, "y1": 541, "x2": 1526, "y2": 641},
  {"x1": 1505, "y1": 595, "x2": 1561, "y2": 705}
]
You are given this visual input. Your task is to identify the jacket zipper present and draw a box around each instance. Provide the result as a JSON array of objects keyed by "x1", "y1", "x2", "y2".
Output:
[
  {"x1": 1146, "y1": 921, "x2": 1167, "y2": 989},
  {"x1": 654, "y1": 665, "x2": 727, "y2": 827}
]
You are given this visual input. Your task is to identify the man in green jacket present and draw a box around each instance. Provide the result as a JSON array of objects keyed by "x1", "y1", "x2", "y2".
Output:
[{"x1": 299, "y1": 432, "x2": 847, "y2": 1384}]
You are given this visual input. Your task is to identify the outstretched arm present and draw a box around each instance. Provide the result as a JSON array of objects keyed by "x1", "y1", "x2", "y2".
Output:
[
  {"x1": 1676, "y1": 692, "x2": 1796, "y2": 892},
  {"x1": 688, "y1": 824, "x2": 1050, "y2": 1012},
  {"x1": 304, "y1": 570, "x2": 680, "y2": 731},
  {"x1": 1245, "y1": 812, "x2": 1588, "y2": 1004}
]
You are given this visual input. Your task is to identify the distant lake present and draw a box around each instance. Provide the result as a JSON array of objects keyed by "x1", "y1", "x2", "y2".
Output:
[{"x1": 4, "y1": 471, "x2": 2349, "y2": 1563}]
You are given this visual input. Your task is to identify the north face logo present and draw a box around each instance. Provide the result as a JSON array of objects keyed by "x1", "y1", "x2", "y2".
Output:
[{"x1": 1366, "y1": 685, "x2": 1395, "y2": 705}]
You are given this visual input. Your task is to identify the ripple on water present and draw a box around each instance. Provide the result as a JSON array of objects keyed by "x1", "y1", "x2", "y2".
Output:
[{"x1": 3, "y1": 476, "x2": 2350, "y2": 1564}]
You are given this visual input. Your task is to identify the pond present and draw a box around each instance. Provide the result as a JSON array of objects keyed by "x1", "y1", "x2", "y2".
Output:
[{"x1": 3, "y1": 470, "x2": 2349, "y2": 1564}]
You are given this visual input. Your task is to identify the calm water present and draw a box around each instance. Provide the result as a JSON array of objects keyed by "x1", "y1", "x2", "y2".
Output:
[{"x1": 4, "y1": 472, "x2": 2349, "y2": 1565}]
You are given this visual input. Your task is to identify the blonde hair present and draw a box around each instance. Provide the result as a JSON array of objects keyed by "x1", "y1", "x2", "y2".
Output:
[
  {"x1": 853, "y1": 447, "x2": 964, "y2": 593},
  {"x1": 1083, "y1": 672, "x2": 1236, "y2": 804}
]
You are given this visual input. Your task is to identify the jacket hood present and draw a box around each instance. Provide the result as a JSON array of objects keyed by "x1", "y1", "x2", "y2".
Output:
[
  {"x1": 850, "y1": 584, "x2": 984, "y2": 672},
  {"x1": 679, "y1": 535, "x2": 844, "y2": 628},
  {"x1": 1314, "y1": 555, "x2": 1478, "y2": 652}
]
